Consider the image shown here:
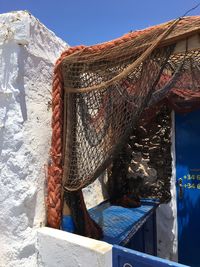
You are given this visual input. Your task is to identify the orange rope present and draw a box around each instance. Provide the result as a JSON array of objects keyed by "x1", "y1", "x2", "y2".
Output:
[{"x1": 47, "y1": 46, "x2": 85, "y2": 228}]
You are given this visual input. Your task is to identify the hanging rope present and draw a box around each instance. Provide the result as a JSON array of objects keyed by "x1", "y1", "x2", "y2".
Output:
[{"x1": 47, "y1": 46, "x2": 85, "y2": 228}]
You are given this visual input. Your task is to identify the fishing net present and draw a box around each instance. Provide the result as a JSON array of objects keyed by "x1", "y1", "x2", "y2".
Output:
[
  {"x1": 61, "y1": 18, "x2": 200, "y2": 191},
  {"x1": 47, "y1": 16, "x2": 200, "y2": 229},
  {"x1": 62, "y1": 46, "x2": 174, "y2": 191}
]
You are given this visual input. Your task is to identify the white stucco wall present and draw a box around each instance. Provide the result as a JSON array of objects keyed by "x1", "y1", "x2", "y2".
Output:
[
  {"x1": 0, "y1": 11, "x2": 108, "y2": 267},
  {"x1": 37, "y1": 227, "x2": 112, "y2": 267},
  {"x1": 0, "y1": 11, "x2": 67, "y2": 267},
  {"x1": 83, "y1": 171, "x2": 108, "y2": 209},
  {"x1": 156, "y1": 112, "x2": 178, "y2": 261}
]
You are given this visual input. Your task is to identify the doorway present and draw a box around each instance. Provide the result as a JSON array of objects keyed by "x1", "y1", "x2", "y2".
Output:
[{"x1": 175, "y1": 110, "x2": 200, "y2": 267}]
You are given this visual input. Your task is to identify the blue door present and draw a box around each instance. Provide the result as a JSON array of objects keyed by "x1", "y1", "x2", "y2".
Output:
[
  {"x1": 175, "y1": 110, "x2": 200, "y2": 267},
  {"x1": 113, "y1": 245, "x2": 189, "y2": 267}
]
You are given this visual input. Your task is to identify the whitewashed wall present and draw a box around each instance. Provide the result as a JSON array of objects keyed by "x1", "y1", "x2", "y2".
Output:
[
  {"x1": 0, "y1": 11, "x2": 67, "y2": 267},
  {"x1": 37, "y1": 227, "x2": 112, "y2": 267},
  {"x1": 156, "y1": 112, "x2": 178, "y2": 261},
  {"x1": 0, "y1": 11, "x2": 108, "y2": 267}
]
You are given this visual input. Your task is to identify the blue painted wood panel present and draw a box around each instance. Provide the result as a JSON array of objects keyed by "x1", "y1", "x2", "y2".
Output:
[
  {"x1": 125, "y1": 211, "x2": 157, "y2": 256},
  {"x1": 175, "y1": 110, "x2": 200, "y2": 267},
  {"x1": 113, "y1": 245, "x2": 189, "y2": 267}
]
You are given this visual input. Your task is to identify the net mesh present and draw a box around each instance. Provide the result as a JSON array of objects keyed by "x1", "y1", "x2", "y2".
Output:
[
  {"x1": 63, "y1": 46, "x2": 176, "y2": 190},
  {"x1": 61, "y1": 18, "x2": 200, "y2": 191},
  {"x1": 47, "y1": 16, "x2": 200, "y2": 228}
]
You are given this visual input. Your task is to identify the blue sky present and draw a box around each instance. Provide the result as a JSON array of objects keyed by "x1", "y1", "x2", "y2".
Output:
[{"x1": 1, "y1": 1, "x2": 200, "y2": 46}]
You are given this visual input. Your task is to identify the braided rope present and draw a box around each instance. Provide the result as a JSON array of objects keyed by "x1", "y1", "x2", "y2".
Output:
[{"x1": 47, "y1": 46, "x2": 85, "y2": 228}]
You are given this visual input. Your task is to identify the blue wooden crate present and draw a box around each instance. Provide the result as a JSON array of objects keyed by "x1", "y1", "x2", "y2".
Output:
[{"x1": 89, "y1": 199, "x2": 159, "y2": 246}]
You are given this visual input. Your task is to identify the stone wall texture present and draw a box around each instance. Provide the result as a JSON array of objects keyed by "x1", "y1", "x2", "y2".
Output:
[{"x1": 128, "y1": 105, "x2": 172, "y2": 203}]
